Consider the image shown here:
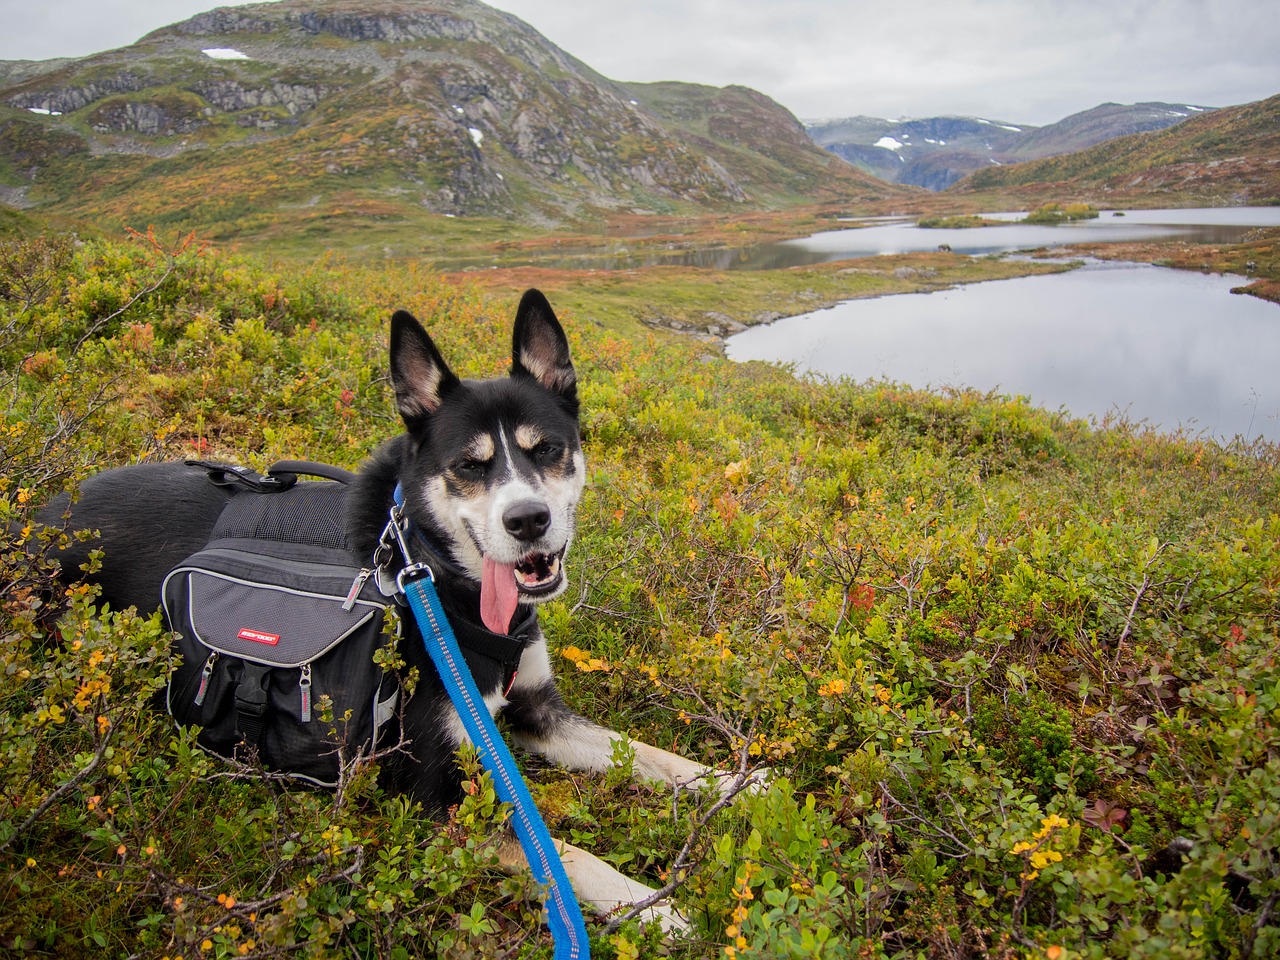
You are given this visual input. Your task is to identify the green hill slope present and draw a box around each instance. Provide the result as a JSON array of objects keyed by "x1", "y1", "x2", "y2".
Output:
[{"x1": 0, "y1": 0, "x2": 907, "y2": 244}]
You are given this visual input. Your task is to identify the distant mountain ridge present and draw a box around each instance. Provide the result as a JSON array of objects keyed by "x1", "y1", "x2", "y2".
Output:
[
  {"x1": 950, "y1": 93, "x2": 1280, "y2": 205},
  {"x1": 0, "y1": 0, "x2": 902, "y2": 238},
  {"x1": 808, "y1": 102, "x2": 1216, "y2": 191}
]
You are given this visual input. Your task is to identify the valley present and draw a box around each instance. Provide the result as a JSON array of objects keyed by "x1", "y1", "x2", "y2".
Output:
[{"x1": 4, "y1": 3, "x2": 1280, "y2": 957}]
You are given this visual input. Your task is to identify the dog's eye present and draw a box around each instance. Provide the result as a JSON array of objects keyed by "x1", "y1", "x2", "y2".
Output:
[
  {"x1": 531, "y1": 441, "x2": 562, "y2": 462},
  {"x1": 454, "y1": 457, "x2": 490, "y2": 478}
]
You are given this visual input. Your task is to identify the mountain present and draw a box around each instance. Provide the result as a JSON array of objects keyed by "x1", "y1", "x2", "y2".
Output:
[
  {"x1": 806, "y1": 115, "x2": 1028, "y2": 191},
  {"x1": 807, "y1": 102, "x2": 1215, "y2": 191},
  {"x1": 950, "y1": 93, "x2": 1280, "y2": 205},
  {"x1": 627, "y1": 81, "x2": 873, "y2": 206},
  {"x1": 0, "y1": 0, "x2": 904, "y2": 239}
]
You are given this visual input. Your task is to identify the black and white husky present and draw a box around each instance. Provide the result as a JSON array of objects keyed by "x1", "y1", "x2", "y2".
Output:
[{"x1": 41, "y1": 289, "x2": 736, "y2": 929}]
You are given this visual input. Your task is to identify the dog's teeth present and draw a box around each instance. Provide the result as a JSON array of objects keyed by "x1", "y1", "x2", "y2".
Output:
[{"x1": 513, "y1": 553, "x2": 562, "y2": 589}]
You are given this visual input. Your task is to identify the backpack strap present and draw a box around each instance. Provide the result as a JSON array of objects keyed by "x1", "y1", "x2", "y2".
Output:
[
  {"x1": 186, "y1": 459, "x2": 357, "y2": 493},
  {"x1": 187, "y1": 460, "x2": 295, "y2": 493}
]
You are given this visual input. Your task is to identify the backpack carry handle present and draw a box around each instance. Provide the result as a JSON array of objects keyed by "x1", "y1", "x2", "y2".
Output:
[
  {"x1": 188, "y1": 459, "x2": 356, "y2": 493},
  {"x1": 268, "y1": 460, "x2": 357, "y2": 486}
]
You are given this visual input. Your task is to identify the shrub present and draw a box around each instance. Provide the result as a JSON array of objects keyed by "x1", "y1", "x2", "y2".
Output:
[
  {"x1": 4, "y1": 230, "x2": 1280, "y2": 957},
  {"x1": 1022, "y1": 203, "x2": 1101, "y2": 225}
]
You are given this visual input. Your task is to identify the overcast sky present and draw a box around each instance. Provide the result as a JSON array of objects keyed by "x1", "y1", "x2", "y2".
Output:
[{"x1": 1, "y1": 0, "x2": 1276, "y2": 125}]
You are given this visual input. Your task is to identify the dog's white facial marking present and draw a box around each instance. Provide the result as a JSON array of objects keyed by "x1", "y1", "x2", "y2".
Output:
[
  {"x1": 419, "y1": 426, "x2": 583, "y2": 600},
  {"x1": 480, "y1": 426, "x2": 577, "y2": 565},
  {"x1": 420, "y1": 474, "x2": 486, "y2": 575}
]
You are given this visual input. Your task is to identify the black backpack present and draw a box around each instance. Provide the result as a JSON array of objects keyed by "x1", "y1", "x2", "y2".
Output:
[{"x1": 161, "y1": 462, "x2": 400, "y2": 787}]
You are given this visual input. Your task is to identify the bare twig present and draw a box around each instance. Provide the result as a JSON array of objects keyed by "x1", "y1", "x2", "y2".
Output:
[{"x1": 0, "y1": 725, "x2": 113, "y2": 857}]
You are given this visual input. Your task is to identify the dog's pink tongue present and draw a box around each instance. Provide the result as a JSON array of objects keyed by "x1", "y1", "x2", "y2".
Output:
[{"x1": 481, "y1": 556, "x2": 520, "y2": 634}]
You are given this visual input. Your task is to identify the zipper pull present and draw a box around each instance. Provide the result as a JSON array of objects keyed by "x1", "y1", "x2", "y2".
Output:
[
  {"x1": 343, "y1": 568, "x2": 372, "y2": 610},
  {"x1": 194, "y1": 651, "x2": 219, "y2": 706},
  {"x1": 299, "y1": 664, "x2": 312, "y2": 723}
]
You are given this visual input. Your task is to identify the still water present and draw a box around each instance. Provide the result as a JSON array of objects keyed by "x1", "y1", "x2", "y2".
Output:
[
  {"x1": 441, "y1": 207, "x2": 1280, "y2": 272},
  {"x1": 726, "y1": 260, "x2": 1280, "y2": 443},
  {"x1": 782, "y1": 207, "x2": 1280, "y2": 263}
]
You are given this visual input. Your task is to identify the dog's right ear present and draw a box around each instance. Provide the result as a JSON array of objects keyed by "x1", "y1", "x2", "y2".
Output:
[{"x1": 390, "y1": 310, "x2": 459, "y2": 427}]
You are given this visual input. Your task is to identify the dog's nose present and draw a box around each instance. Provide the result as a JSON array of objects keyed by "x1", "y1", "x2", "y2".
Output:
[{"x1": 503, "y1": 500, "x2": 552, "y2": 542}]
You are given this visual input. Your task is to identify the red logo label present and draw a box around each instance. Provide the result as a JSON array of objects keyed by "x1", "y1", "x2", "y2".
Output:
[{"x1": 238, "y1": 627, "x2": 280, "y2": 645}]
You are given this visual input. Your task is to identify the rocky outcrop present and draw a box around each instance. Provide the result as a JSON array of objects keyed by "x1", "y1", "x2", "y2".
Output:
[
  {"x1": 292, "y1": 9, "x2": 479, "y2": 43},
  {"x1": 0, "y1": 0, "x2": 904, "y2": 223},
  {"x1": 5, "y1": 72, "x2": 148, "y2": 115},
  {"x1": 87, "y1": 96, "x2": 206, "y2": 135},
  {"x1": 189, "y1": 80, "x2": 330, "y2": 116}
]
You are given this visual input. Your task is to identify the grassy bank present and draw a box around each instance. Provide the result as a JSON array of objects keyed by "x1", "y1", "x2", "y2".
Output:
[
  {"x1": 439, "y1": 252, "x2": 1075, "y2": 340},
  {"x1": 4, "y1": 230, "x2": 1280, "y2": 959},
  {"x1": 1044, "y1": 226, "x2": 1280, "y2": 306}
]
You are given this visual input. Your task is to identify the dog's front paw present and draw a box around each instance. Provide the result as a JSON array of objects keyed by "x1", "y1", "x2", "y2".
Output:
[
  {"x1": 696, "y1": 765, "x2": 771, "y2": 801},
  {"x1": 634, "y1": 899, "x2": 690, "y2": 936},
  {"x1": 738, "y1": 765, "x2": 773, "y2": 795}
]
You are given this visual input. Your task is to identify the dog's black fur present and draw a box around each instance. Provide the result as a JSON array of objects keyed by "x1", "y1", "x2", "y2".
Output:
[{"x1": 39, "y1": 291, "x2": 723, "y2": 923}]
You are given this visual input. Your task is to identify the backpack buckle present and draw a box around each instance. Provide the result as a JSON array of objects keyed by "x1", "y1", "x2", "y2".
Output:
[{"x1": 234, "y1": 663, "x2": 271, "y2": 748}]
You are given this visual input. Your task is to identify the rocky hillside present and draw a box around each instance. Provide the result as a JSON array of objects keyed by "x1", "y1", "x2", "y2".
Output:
[
  {"x1": 808, "y1": 102, "x2": 1215, "y2": 191},
  {"x1": 0, "y1": 0, "x2": 904, "y2": 237},
  {"x1": 627, "y1": 82, "x2": 872, "y2": 205},
  {"x1": 951, "y1": 93, "x2": 1280, "y2": 205}
]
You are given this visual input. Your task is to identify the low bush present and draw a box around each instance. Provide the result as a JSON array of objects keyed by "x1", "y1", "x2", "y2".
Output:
[
  {"x1": 4, "y1": 230, "x2": 1280, "y2": 957},
  {"x1": 1022, "y1": 203, "x2": 1101, "y2": 225}
]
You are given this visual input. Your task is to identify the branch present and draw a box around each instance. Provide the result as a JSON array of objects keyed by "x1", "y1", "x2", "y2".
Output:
[
  {"x1": 0, "y1": 725, "x2": 113, "y2": 857},
  {"x1": 601, "y1": 743, "x2": 765, "y2": 935}
]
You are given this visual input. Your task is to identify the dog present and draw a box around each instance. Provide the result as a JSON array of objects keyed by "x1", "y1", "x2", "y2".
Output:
[{"x1": 38, "y1": 289, "x2": 738, "y2": 930}]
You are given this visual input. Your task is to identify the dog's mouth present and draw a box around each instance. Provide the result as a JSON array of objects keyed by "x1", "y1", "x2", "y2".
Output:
[
  {"x1": 480, "y1": 547, "x2": 566, "y2": 634},
  {"x1": 514, "y1": 550, "x2": 564, "y2": 595}
]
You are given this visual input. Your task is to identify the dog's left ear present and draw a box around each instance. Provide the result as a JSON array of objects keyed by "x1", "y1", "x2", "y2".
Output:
[
  {"x1": 390, "y1": 309, "x2": 460, "y2": 427},
  {"x1": 511, "y1": 289, "x2": 577, "y2": 410}
]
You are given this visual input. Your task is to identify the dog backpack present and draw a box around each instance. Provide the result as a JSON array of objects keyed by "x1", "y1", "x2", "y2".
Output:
[{"x1": 161, "y1": 462, "x2": 400, "y2": 787}]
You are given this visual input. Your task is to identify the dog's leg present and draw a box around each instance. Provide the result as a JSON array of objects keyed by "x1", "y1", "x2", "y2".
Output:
[
  {"x1": 503, "y1": 640, "x2": 739, "y2": 794},
  {"x1": 518, "y1": 708, "x2": 725, "y2": 790},
  {"x1": 495, "y1": 835, "x2": 688, "y2": 933}
]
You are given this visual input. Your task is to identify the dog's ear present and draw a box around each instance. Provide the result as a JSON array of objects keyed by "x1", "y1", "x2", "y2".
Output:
[
  {"x1": 390, "y1": 310, "x2": 459, "y2": 425},
  {"x1": 511, "y1": 289, "x2": 577, "y2": 407}
]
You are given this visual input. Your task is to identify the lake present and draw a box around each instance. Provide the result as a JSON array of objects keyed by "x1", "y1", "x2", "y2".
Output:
[
  {"x1": 783, "y1": 207, "x2": 1280, "y2": 263},
  {"x1": 441, "y1": 207, "x2": 1280, "y2": 272},
  {"x1": 726, "y1": 259, "x2": 1280, "y2": 443}
]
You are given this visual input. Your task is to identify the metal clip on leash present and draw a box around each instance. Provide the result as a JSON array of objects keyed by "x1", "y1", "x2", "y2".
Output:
[{"x1": 381, "y1": 496, "x2": 591, "y2": 960}]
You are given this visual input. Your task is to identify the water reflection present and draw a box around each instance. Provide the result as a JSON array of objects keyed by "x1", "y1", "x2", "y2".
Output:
[{"x1": 726, "y1": 260, "x2": 1280, "y2": 443}]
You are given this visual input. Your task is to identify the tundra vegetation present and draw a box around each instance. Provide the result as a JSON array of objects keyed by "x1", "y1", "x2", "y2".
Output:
[
  {"x1": 4, "y1": 228, "x2": 1280, "y2": 959},
  {"x1": 1020, "y1": 204, "x2": 1101, "y2": 226}
]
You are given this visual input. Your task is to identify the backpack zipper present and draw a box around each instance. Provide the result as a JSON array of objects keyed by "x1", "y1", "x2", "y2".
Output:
[
  {"x1": 342, "y1": 567, "x2": 372, "y2": 610},
  {"x1": 194, "y1": 651, "x2": 219, "y2": 706},
  {"x1": 299, "y1": 663, "x2": 313, "y2": 722}
]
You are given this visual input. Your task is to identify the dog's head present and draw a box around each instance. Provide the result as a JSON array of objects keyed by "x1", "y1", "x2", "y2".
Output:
[{"x1": 389, "y1": 289, "x2": 584, "y2": 633}]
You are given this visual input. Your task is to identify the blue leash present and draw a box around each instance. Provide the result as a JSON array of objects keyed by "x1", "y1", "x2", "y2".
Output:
[{"x1": 387, "y1": 496, "x2": 590, "y2": 959}]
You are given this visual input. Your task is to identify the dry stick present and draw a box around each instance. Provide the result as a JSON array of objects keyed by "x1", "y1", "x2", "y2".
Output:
[
  {"x1": 601, "y1": 752, "x2": 763, "y2": 935},
  {"x1": 1113, "y1": 542, "x2": 1170, "y2": 660},
  {"x1": 0, "y1": 726, "x2": 113, "y2": 857},
  {"x1": 119, "y1": 848, "x2": 368, "y2": 960}
]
